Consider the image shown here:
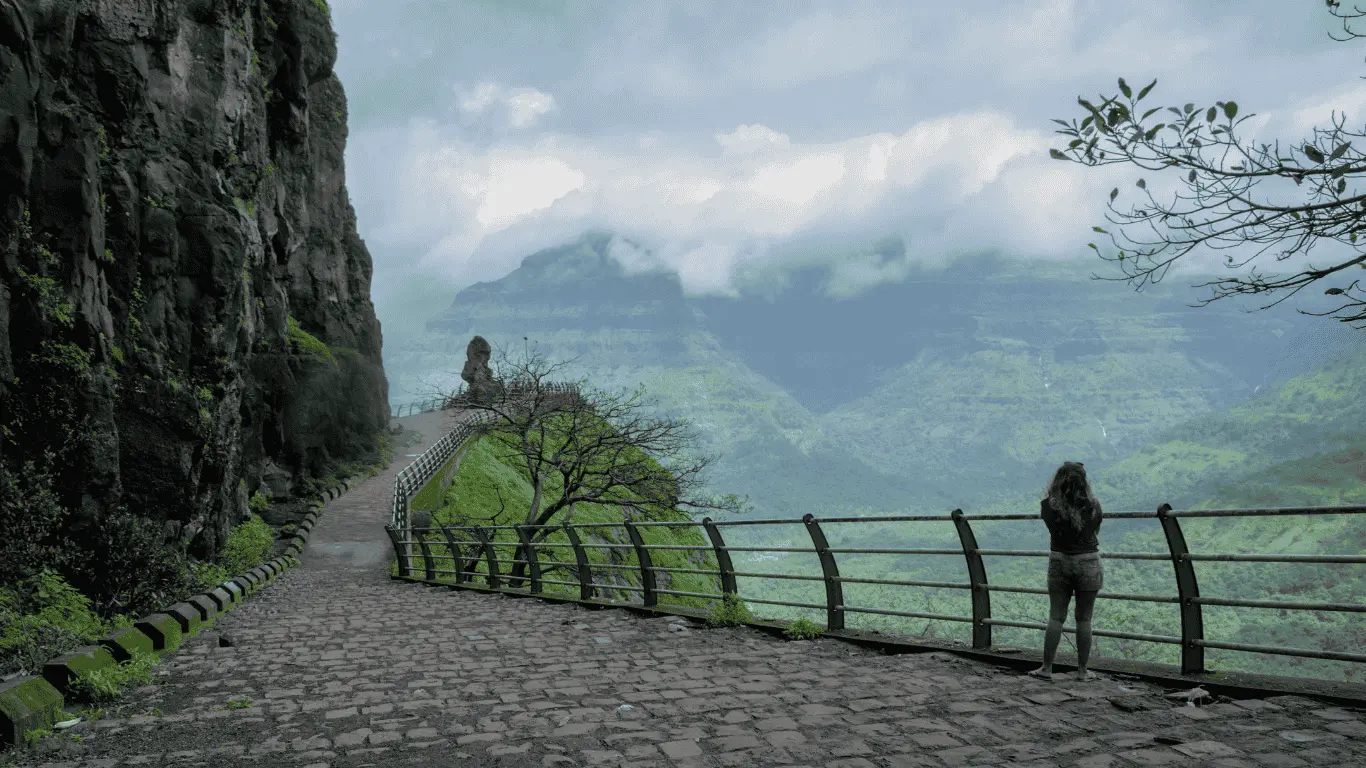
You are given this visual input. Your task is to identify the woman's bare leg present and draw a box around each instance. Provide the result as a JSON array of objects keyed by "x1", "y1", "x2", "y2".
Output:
[
  {"x1": 1073, "y1": 589, "x2": 1099, "y2": 680},
  {"x1": 1031, "y1": 587, "x2": 1073, "y2": 679}
]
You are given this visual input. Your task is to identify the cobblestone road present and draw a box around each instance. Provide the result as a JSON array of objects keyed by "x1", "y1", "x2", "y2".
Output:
[{"x1": 12, "y1": 412, "x2": 1366, "y2": 768}]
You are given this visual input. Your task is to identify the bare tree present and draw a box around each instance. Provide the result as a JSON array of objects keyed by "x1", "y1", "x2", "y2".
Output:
[
  {"x1": 440, "y1": 344, "x2": 744, "y2": 581},
  {"x1": 1049, "y1": 0, "x2": 1366, "y2": 326}
]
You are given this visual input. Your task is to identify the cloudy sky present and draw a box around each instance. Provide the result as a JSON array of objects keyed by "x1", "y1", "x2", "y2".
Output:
[{"x1": 328, "y1": 0, "x2": 1366, "y2": 299}]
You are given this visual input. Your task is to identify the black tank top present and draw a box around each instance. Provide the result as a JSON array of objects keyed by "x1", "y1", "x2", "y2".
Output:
[{"x1": 1040, "y1": 498, "x2": 1101, "y2": 555}]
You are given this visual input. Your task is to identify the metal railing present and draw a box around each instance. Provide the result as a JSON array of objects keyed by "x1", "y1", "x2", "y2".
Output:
[
  {"x1": 385, "y1": 504, "x2": 1366, "y2": 676},
  {"x1": 390, "y1": 396, "x2": 450, "y2": 419}
]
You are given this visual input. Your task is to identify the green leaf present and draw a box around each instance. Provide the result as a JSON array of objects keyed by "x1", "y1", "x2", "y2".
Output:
[
  {"x1": 1069, "y1": 138, "x2": 1083, "y2": 148},
  {"x1": 1049, "y1": 148, "x2": 1068, "y2": 160},
  {"x1": 1304, "y1": 144, "x2": 1326, "y2": 163},
  {"x1": 1223, "y1": 101, "x2": 1237, "y2": 119},
  {"x1": 1330, "y1": 141, "x2": 1352, "y2": 160},
  {"x1": 1338, "y1": 178, "x2": 1347, "y2": 194},
  {"x1": 1088, "y1": 243, "x2": 1098, "y2": 250},
  {"x1": 1109, "y1": 187, "x2": 1119, "y2": 202},
  {"x1": 1145, "y1": 124, "x2": 1164, "y2": 141},
  {"x1": 1081, "y1": 115, "x2": 1095, "y2": 130},
  {"x1": 1167, "y1": 107, "x2": 1183, "y2": 117},
  {"x1": 1136, "y1": 178, "x2": 1146, "y2": 189},
  {"x1": 1205, "y1": 106, "x2": 1217, "y2": 123},
  {"x1": 1119, "y1": 78, "x2": 1132, "y2": 98},
  {"x1": 1184, "y1": 102, "x2": 1195, "y2": 115},
  {"x1": 1325, "y1": 287, "x2": 1345, "y2": 295},
  {"x1": 1051, "y1": 119, "x2": 1072, "y2": 128},
  {"x1": 1142, "y1": 107, "x2": 1161, "y2": 120},
  {"x1": 1188, "y1": 169, "x2": 1198, "y2": 183},
  {"x1": 1092, "y1": 226, "x2": 1108, "y2": 234},
  {"x1": 1137, "y1": 79, "x2": 1157, "y2": 101}
]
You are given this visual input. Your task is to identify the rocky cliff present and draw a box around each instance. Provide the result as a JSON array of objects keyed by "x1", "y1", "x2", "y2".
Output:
[{"x1": 0, "y1": 0, "x2": 387, "y2": 559}]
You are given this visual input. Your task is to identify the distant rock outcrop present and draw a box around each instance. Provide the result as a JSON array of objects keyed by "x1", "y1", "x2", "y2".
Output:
[
  {"x1": 0, "y1": 0, "x2": 387, "y2": 558},
  {"x1": 461, "y1": 336, "x2": 500, "y2": 404}
]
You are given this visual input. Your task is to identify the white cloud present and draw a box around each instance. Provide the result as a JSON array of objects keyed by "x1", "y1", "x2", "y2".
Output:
[
  {"x1": 385, "y1": 109, "x2": 1065, "y2": 291},
  {"x1": 338, "y1": 0, "x2": 1361, "y2": 297},
  {"x1": 458, "y1": 82, "x2": 501, "y2": 113},
  {"x1": 716, "y1": 124, "x2": 791, "y2": 154},
  {"x1": 505, "y1": 87, "x2": 556, "y2": 128},
  {"x1": 457, "y1": 82, "x2": 556, "y2": 129}
]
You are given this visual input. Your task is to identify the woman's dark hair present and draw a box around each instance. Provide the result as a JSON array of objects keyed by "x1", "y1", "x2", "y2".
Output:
[{"x1": 1044, "y1": 461, "x2": 1101, "y2": 532}]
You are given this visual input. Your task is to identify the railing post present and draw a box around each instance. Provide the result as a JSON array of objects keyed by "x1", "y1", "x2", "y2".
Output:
[
  {"x1": 418, "y1": 533, "x2": 436, "y2": 582},
  {"x1": 701, "y1": 517, "x2": 737, "y2": 596},
  {"x1": 802, "y1": 514, "x2": 844, "y2": 631},
  {"x1": 472, "y1": 527, "x2": 501, "y2": 589},
  {"x1": 1158, "y1": 503, "x2": 1206, "y2": 674},
  {"x1": 623, "y1": 520, "x2": 657, "y2": 608},
  {"x1": 385, "y1": 526, "x2": 411, "y2": 578},
  {"x1": 564, "y1": 524, "x2": 595, "y2": 601},
  {"x1": 516, "y1": 525, "x2": 543, "y2": 594},
  {"x1": 951, "y1": 509, "x2": 992, "y2": 650},
  {"x1": 440, "y1": 526, "x2": 466, "y2": 584}
]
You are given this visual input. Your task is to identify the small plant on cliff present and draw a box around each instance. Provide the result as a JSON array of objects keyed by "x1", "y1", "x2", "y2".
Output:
[
  {"x1": 248, "y1": 490, "x2": 271, "y2": 514},
  {"x1": 287, "y1": 316, "x2": 336, "y2": 364},
  {"x1": 707, "y1": 593, "x2": 753, "y2": 628},
  {"x1": 783, "y1": 617, "x2": 823, "y2": 641},
  {"x1": 312, "y1": 0, "x2": 330, "y2": 15}
]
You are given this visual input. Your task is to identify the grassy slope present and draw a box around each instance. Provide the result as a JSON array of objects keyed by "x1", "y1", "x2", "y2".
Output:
[{"x1": 420, "y1": 432, "x2": 723, "y2": 612}]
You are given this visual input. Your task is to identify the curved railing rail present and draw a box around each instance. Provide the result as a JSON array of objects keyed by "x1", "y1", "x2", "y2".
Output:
[
  {"x1": 390, "y1": 396, "x2": 452, "y2": 419},
  {"x1": 385, "y1": 504, "x2": 1366, "y2": 677}
]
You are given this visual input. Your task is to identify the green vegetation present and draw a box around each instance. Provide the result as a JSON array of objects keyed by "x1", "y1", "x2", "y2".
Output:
[
  {"x1": 708, "y1": 593, "x2": 753, "y2": 627},
  {"x1": 286, "y1": 316, "x2": 336, "y2": 364},
  {"x1": 223, "y1": 697, "x2": 253, "y2": 710},
  {"x1": 190, "y1": 513, "x2": 275, "y2": 591},
  {"x1": 417, "y1": 433, "x2": 723, "y2": 612},
  {"x1": 783, "y1": 617, "x2": 822, "y2": 640},
  {"x1": 0, "y1": 571, "x2": 130, "y2": 677},
  {"x1": 69, "y1": 650, "x2": 159, "y2": 705}
]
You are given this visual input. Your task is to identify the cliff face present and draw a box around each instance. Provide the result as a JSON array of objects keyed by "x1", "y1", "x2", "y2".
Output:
[{"x1": 0, "y1": 0, "x2": 387, "y2": 557}]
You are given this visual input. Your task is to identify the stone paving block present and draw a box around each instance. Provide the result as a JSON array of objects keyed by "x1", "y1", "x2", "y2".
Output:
[
  {"x1": 0, "y1": 675, "x2": 65, "y2": 748},
  {"x1": 134, "y1": 613, "x2": 183, "y2": 652},
  {"x1": 42, "y1": 644, "x2": 117, "y2": 693},
  {"x1": 99, "y1": 626, "x2": 156, "y2": 662}
]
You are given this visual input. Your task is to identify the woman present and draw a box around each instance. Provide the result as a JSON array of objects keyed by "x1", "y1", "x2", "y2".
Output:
[{"x1": 1028, "y1": 461, "x2": 1104, "y2": 681}]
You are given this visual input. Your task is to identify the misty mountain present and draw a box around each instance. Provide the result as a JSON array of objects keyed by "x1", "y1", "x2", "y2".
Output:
[{"x1": 385, "y1": 232, "x2": 1362, "y2": 516}]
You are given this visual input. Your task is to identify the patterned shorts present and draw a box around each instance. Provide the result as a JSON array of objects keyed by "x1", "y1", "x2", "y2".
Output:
[{"x1": 1047, "y1": 551, "x2": 1104, "y2": 593}]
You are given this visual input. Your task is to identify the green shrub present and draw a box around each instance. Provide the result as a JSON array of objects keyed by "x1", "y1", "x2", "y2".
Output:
[
  {"x1": 783, "y1": 617, "x2": 823, "y2": 641},
  {"x1": 69, "y1": 649, "x2": 159, "y2": 705},
  {"x1": 0, "y1": 570, "x2": 112, "y2": 677},
  {"x1": 0, "y1": 456, "x2": 72, "y2": 586},
  {"x1": 286, "y1": 316, "x2": 335, "y2": 364},
  {"x1": 220, "y1": 514, "x2": 273, "y2": 575},
  {"x1": 708, "y1": 593, "x2": 753, "y2": 627},
  {"x1": 247, "y1": 490, "x2": 271, "y2": 513},
  {"x1": 71, "y1": 508, "x2": 196, "y2": 619}
]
